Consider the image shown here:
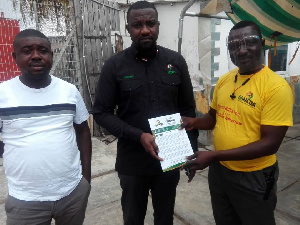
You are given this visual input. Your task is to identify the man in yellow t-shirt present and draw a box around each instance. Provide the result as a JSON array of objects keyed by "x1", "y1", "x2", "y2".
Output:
[{"x1": 180, "y1": 20, "x2": 293, "y2": 225}]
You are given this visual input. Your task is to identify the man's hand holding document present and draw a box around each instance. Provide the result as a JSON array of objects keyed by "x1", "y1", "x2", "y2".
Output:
[{"x1": 148, "y1": 113, "x2": 194, "y2": 172}]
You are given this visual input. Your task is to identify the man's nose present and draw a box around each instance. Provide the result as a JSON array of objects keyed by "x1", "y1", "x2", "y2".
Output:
[
  {"x1": 141, "y1": 25, "x2": 150, "y2": 34},
  {"x1": 238, "y1": 42, "x2": 248, "y2": 53},
  {"x1": 31, "y1": 50, "x2": 42, "y2": 59}
]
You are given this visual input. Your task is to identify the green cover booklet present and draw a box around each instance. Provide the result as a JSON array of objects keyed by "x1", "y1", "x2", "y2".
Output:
[{"x1": 148, "y1": 113, "x2": 193, "y2": 172}]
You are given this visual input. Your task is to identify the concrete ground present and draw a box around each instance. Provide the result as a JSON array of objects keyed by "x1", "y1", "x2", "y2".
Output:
[{"x1": 0, "y1": 124, "x2": 299, "y2": 225}]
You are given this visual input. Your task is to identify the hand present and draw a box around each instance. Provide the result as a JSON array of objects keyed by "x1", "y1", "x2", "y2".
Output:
[
  {"x1": 183, "y1": 151, "x2": 216, "y2": 171},
  {"x1": 140, "y1": 133, "x2": 163, "y2": 161},
  {"x1": 179, "y1": 116, "x2": 199, "y2": 131},
  {"x1": 184, "y1": 167, "x2": 196, "y2": 183}
]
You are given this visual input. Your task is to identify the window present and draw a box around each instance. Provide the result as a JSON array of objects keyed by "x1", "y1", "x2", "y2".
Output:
[{"x1": 268, "y1": 45, "x2": 288, "y2": 73}]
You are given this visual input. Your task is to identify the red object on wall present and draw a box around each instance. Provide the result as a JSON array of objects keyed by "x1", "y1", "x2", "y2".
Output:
[{"x1": 0, "y1": 13, "x2": 20, "y2": 82}]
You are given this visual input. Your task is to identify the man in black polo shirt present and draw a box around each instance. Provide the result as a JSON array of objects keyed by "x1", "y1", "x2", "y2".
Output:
[{"x1": 92, "y1": 1, "x2": 198, "y2": 224}]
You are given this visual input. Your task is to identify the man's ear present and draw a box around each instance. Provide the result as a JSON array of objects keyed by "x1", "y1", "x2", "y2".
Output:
[
  {"x1": 261, "y1": 38, "x2": 265, "y2": 49},
  {"x1": 12, "y1": 52, "x2": 16, "y2": 61}
]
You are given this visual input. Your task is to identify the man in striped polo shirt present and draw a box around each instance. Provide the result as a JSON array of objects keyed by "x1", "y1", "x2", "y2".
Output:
[{"x1": 0, "y1": 29, "x2": 92, "y2": 225}]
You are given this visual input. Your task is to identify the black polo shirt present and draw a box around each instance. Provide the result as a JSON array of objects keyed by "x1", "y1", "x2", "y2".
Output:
[{"x1": 93, "y1": 45, "x2": 198, "y2": 175}]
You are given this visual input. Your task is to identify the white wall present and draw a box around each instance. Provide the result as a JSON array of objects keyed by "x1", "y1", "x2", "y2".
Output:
[
  {"x1": 214, "y1": 17, "x2": 235, "y2": 77},
  {"x1": 288, "y1": 42, "x2": 300, "y2": 76}
]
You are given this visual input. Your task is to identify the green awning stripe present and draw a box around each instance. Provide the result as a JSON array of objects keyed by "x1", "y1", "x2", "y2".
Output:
[
  {"x1": 275, "y1": 0, "x2": 300, "y2": 13},
  {"x1": 252, "y1": 0, "x2": 300, "y2": 29},
  {"x1": 231, "y1": 1, "x2": 300, "y2": 37},
  {"x1": 226, "y1": 12, "x2": 298, "y2": 48},
  {"x1": 228, "y1": 4, "x2": 300, "y2": 42},
  {"x1": 286, "y1": 0, "x2": 300, "y2": 9}
]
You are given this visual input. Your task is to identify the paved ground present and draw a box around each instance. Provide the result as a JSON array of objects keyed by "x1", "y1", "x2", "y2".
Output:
[{"x1": 0, "y1": 124, "x2": 299, "y2": 225}]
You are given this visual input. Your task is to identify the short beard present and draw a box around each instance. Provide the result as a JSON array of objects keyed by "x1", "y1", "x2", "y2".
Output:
[{"x1": 136, "y1": 41, "x2": 157, "y2": 58}]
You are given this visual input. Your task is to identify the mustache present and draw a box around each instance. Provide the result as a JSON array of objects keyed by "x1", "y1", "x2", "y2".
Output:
[
  {"x1": 237, "y1": 55, "x2": 250, "y2": 60},
  {"x1": 231, "y1": 54, "x2": 251, "y2": 62},
  {"x1": 139, "y1": 36, "x2": 153, "y2": 40},
  {"x1": 29, "y1": 63, "x2": 45, "y2": 67}
]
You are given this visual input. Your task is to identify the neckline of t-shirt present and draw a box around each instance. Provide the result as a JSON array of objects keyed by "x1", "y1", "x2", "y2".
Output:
[
  {"x1": 17, "y1": 75, "x2": 56, "y2": 93},
  {"x1": 237, "y1": 65, "x2": 266, "y2": 79}
]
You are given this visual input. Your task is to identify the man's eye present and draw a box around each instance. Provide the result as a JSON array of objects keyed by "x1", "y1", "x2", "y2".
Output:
[
  {"x1": 39, "y1": 48, "x2": 48, "y2": 54},
  {"x1": 228, "y1": 41, "x2": 239, "y2": 51},
  {"x1": 132, "y1": 24, "x2": 141, "y2": 28},
  {"x1": 22, "y1": 49, "x2": 31, "y2": 54},
  {"x1": 147, "y1": 21, "x2": 156, "y2": 27},
  {"x1": 245, "y1": 38, "x2": 258, "y2": 46}
]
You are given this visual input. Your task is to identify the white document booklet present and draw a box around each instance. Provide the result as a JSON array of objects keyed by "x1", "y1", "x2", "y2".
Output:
[{"x1": 148, "y1": 113, "x2": 194, "y2": 172}]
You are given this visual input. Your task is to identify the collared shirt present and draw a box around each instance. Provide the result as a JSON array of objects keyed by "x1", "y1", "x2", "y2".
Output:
[{"x1": 93, "y1": 45, "x2": 197, "y2": 175}]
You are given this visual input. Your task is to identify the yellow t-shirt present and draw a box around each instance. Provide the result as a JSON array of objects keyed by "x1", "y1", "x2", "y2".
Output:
[{"x1": 211, "y1": 66, "x2": 293, "y2": 171}]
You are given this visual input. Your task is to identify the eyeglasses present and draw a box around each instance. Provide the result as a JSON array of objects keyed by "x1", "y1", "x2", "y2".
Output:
[{"x1": 227, "y1": 35, "x2": 261, "y2": 51}]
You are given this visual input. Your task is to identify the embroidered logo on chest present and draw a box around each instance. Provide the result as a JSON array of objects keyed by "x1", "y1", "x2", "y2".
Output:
[{"x1": 167, "y1": 64, "x2": 176, "y2": 75}]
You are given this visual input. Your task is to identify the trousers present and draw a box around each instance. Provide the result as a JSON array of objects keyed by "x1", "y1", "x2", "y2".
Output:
[
  {"x1": 208, "y1": 161, "x2": 278, "y2": 225},
  {"x1": 118, "y1": 169, "x2": 180, "y2": 225},
  {"x1": 5, "y1": 177, "x2": 91, "y2": 225}
]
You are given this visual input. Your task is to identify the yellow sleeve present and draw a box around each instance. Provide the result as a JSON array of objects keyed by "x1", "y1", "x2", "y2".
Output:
[{"x1": 261, "y1": 84, "x2": 293, "y2": 126}]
